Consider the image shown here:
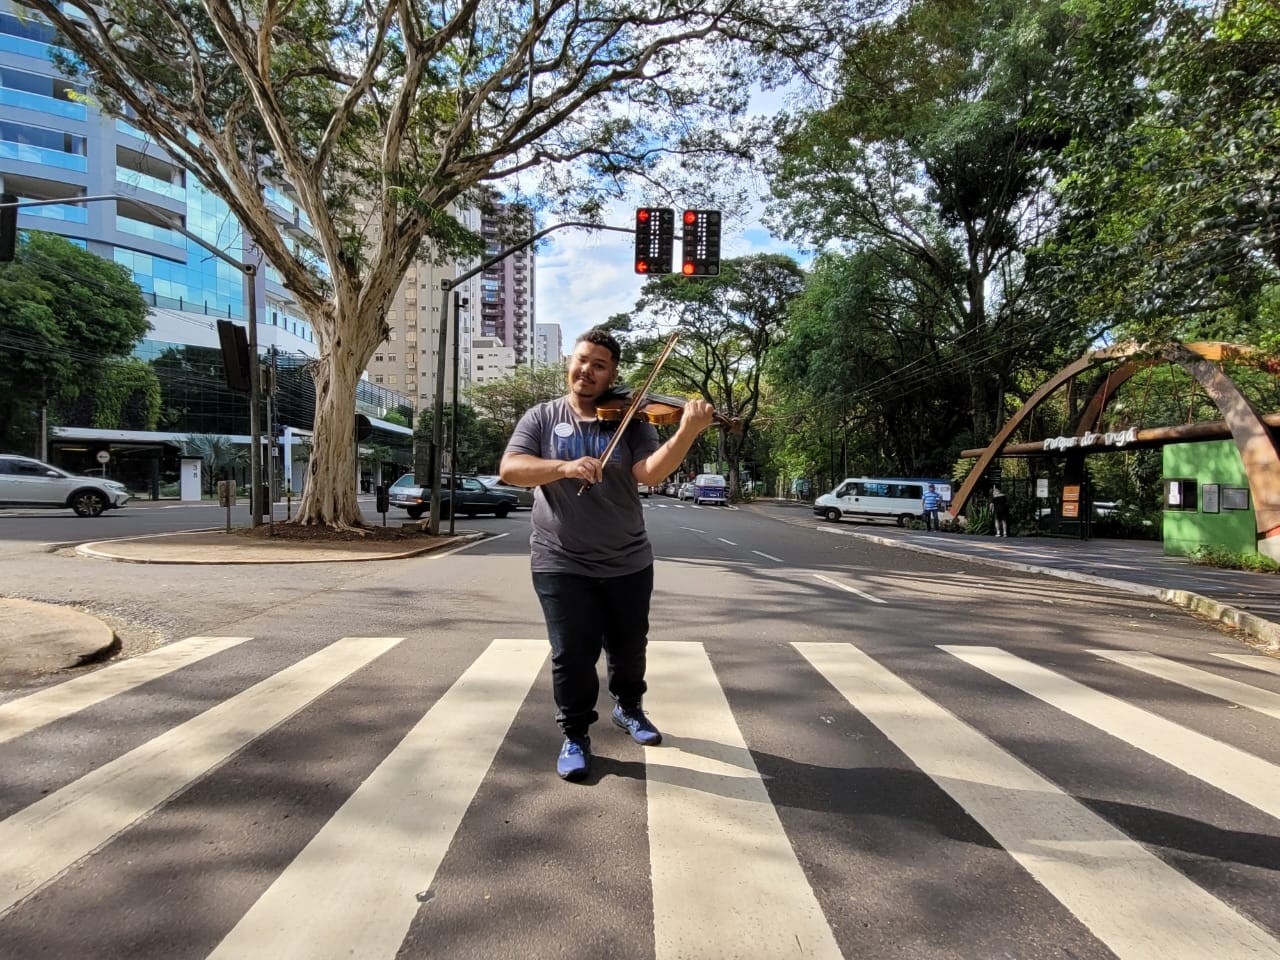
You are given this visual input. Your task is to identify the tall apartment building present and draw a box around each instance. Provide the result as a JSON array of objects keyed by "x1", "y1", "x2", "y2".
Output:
[
  {"x1": 478, "y1": 203, "x2": 534, "y2": 372},
  {"x1": 533, "y1": 322, "x2": 564, "y2": 368}
]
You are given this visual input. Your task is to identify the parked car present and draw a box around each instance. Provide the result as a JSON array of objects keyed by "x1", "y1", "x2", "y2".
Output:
[
  {"x1": 678, "y1": 481, "x2": 698, "y2": 501},
  {"x1": 687, "y1": 473, "x2": 728, "y2": 505},
  {"x1": 387, "y1": 474, "x2": 518, "y2": 519},
  {"x1": 0, "y1": 454, "x2": 130, "y2": 517},
  {"x1": 473, "y1": 475, "x2": 535, "y2": 508},
  {"x1": 637, "y1": 482, "x2": 652, "y2": 497}
]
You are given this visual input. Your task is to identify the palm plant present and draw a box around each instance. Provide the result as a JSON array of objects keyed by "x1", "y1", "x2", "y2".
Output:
[{"x1": 181, "y1": 434, "x2": 249, "y2": 496}]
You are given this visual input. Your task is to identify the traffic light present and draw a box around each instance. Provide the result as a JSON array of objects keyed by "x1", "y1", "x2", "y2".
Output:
[
  {"x1": 0, "y1": 193, "x2": 18, "y2": 263},
  {"x1": 634, "y1": 207, "x2": 674, "y2": 274},
  {"x1": 215, "y1": 319, "x2": 252, "y2": 392},
  {"x1": 680, "y1": 209, "x2": 721, "y2": 277}
]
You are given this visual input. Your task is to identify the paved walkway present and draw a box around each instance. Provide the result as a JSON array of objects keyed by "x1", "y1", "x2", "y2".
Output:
[{"x1": 2, "y1": 504, "x2": 1276, "y2": 686}]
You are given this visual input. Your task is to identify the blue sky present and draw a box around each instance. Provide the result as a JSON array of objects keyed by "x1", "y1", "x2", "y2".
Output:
[
  {"x1": 533, "y1": 202, "x2": 810, "y2": 347},
  {"x1": 531, "y1": 83, "x2": 814, "y2": 348}
]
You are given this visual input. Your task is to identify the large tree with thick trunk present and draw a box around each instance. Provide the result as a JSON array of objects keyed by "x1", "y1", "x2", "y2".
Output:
[{"x1": 20, "y1": 0, "x2": 834, "y2": 527}]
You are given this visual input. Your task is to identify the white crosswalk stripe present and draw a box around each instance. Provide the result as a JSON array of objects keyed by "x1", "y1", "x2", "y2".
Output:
[
  {"x1": 645, "y1": 642, "x2": 842, "y2": 960},
  {"x1": 4, "y1": 635, "x2": 1280, "y2": 956},
  {"x1": 208, "y1": 638, "x2": 545, "y2": 960},
  {"x1": 1215, "y1": 653, "x2": 1280, "y2": 676},
  {"x1": 799, "y1": 641, "x2": 1280, "y2": 960},
  {"x1": 0, "y1": 636, "x2": 402, "y2": 916},
  {"x1": 941, "y1": 644, "x2": 1280, "y2": 821},
  {"x1": 0, "y1": 635, "x2": 252, "y2": 745},
  {"x1": 1091, "y1": 648, "x2": 1280, "y2": 720}
]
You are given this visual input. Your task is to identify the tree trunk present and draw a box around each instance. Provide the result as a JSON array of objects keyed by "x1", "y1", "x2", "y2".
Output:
[{"x1": 295, "y1": 337, "x2": 365, "y2": 528}]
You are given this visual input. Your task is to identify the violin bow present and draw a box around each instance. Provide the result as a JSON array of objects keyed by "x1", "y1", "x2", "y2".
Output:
[{"x1": 579, "y1": 329, "x2": 681, "y2": 495}]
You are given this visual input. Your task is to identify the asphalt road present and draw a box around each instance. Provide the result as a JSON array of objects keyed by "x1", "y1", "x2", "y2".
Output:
[{"x1": 2, "y1": 497, "x2": 1279, "y2": 959}]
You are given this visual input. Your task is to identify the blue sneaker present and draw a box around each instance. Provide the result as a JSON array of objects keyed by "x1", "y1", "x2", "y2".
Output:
[
  {"x1": 612, "y1": 704, "x2": 662, "y2": 745},
  {"x1": 556, "y1": 736, "x2": 591, "y2": 781}
]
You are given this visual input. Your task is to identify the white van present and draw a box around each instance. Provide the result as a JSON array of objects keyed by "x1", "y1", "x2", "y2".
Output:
[{"x1": 813, "y1": 477, "x2": 951, "y2": 527}]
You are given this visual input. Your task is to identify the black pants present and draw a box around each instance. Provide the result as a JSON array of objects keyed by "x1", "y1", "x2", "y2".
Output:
[{"x1": 532, "y1": 566, "x2": 653, "y2": 739}]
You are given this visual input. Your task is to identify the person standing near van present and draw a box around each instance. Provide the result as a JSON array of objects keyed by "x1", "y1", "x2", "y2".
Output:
[
  {"x1": 500, "y1": 327, "x2": 714, "y2": 782},
  {"x1": 991, "y1": 485, "x2": 1010, "y2": 537},
  {"x1": 922, "y1": 483, "x2": 944, "y2": 531}
]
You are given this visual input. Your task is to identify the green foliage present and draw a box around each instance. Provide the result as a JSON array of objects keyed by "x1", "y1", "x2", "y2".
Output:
[
  {"x1": 766, "y1": 0, "x2": 1083, "y2": 449},
  {"x1": 1189, "y1": 545, "x2": 1280, "y2": 574},
  {"x1": 1035, "y1": 0, "x2": 1280, "y2": 343},
  {"x1": 416, "y1": 402, "x2": 507, "y2": 474},
  {"x1": 618, "y1": 254, "x2": 805, "y2": 493},
  {"x1": 0, "y1": 231, "x2": 149, "y2": 449},
  {"x1": 466, "y1": 363, "x2": 567, "y2": 437},
  {"x1": 57, "y1": 359, "x2": 162, "y2": 430},
  {"x1": 964, "y1": 503, "x2": 995, "y2": 536}
]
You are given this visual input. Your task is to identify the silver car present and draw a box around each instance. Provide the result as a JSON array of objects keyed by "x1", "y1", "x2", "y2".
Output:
[{"x1": 0, "y1": 454, "x2": 130, "y2": 517}]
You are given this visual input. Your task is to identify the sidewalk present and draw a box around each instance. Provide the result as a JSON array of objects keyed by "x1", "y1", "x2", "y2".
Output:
[
  {"x1": 0, "y1": 525, "x2": 480, "y2": 685},
  {"x1": 750, "y1": 498, "x2": 1280, "y2": 650}
]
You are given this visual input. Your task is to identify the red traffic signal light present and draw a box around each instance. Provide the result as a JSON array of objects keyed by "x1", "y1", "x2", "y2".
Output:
[
  {"x1": 634, "y1": 207, "x2": 674, "y2": 274},
  {"x1": 680, "y1": 209, "x2": 721, "y2": 276}
]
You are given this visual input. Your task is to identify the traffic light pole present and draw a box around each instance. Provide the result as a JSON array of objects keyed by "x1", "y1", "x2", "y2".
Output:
[{"x1": 427, "y1": 220, "x2": 634, "y2": 535}]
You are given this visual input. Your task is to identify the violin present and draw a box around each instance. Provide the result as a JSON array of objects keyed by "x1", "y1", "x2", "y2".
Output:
[{"x1": 594, "y1": 386, "x2": 743, "y2": 433}]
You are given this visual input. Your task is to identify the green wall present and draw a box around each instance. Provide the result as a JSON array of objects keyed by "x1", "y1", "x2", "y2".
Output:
[{"x1": 1162, "y1": 439, "x2": 1257, "y2": 557}]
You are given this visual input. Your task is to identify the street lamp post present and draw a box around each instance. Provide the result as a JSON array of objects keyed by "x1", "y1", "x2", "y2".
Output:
[{"x1": 427, "y1": 220, "x2": 634, "y2": 535}]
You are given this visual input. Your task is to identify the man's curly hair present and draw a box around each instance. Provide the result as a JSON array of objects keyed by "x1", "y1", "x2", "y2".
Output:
[{"x1": 576, "y1": 327, "x2": 621, "y2": 364}]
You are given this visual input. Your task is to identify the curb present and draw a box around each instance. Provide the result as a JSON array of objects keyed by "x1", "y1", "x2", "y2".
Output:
[
  {"x1": 750, "y1": 504, "x2": 1280, "y2": 650},
  {"x1": 73, "y1": 531, "x2": 486, "y2": 564}
]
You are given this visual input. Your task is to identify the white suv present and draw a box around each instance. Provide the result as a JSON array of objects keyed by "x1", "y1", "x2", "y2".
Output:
[{"x1": 0, "y1": 454, "x2": 130, "y2": 517}]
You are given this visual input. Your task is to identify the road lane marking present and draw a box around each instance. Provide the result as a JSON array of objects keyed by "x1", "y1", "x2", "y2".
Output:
[
  {"x1": 1091, "y1": 649, "x2": 1280, "y2": 721},
  {"x1": 679, "y1": 526, "x2": 706, "y2": 534},
  {"x1": 429, "y1": 531, "x2": 505, "y2": 558},
  {"x1": 0, "y1": 636, "x2": 402, "y2": 917},
  {"x1": 797, "y1": 642, "x2": 1280, "y2": 960},
  {"x1": 0, "y1": 635, "x2": 252, "y2": 744},
  {"x1": 813, "y1": 573, "x2": 886, "y2": 604},
  {"x1": 644, "y1": 642, "x2": 842, "y2": 960},
  {"x1": 1214, "y1": 654, "x2": 1280, "y2": 676},
  {"x1": 717, "y1": 537, "x2": 737, "y2": 546},
  {"x1": 208, "y1": 638, "x2": 545, "y2": 960},
  {"x1": 751, "y1": 550, "x2": 783, "y2": 563},
  {"x1": 941, "y1": 645, "x2": 1280, "y2": 821}
]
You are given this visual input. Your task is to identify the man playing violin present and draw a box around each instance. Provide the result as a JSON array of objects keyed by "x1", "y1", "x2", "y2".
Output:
[{"x1": 500, "y1": 327, "x2": 714, "y2": 781}]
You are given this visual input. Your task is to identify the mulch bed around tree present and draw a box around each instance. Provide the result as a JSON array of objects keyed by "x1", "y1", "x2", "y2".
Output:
[{"x1": 235, "y1": 520, "x2": 444, "y2": 544}]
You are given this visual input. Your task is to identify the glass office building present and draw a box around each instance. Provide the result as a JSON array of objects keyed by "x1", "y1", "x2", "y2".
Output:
[{"x1": 0, "y1": 4, "x2": 317, "y2": 353}]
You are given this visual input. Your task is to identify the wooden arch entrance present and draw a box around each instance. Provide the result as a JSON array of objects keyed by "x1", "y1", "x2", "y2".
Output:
[{"x1": 951, "y1": 342, "x2": 1280, "y2": 560}]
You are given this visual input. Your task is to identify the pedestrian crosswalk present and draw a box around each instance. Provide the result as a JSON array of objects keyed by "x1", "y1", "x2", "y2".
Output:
[{"x1": 3, "y1": 635, "x2": 1280, "y2": 958}]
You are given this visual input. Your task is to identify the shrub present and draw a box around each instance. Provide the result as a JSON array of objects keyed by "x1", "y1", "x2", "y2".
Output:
[
  {"x1": 962, "y1": 504, "x2": 994, "y2": 536},
  {"x1": 1190, "y1": 545, "x2": 1280, "y2": 574}
]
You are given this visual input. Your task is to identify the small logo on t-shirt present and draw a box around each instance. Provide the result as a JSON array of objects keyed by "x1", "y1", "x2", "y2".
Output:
[{"x1": 553, "y1": 422, "x2": 574, "y2": 438}]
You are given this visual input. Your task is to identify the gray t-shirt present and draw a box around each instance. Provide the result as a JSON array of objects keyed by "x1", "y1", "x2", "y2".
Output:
[{"x1": 505, "y1": 397, "x2": 660, "y2": 576}]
